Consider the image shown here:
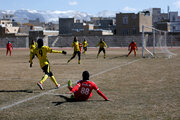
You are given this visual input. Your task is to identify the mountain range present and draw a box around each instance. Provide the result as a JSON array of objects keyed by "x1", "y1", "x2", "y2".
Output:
[{"x1": 0, "y1": 9, "x2": 117, "y2": 23}]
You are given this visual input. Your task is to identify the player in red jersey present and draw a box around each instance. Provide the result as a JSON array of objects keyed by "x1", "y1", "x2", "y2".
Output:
[
  {"x1": 79, "y1": 42, "x2": 82, "y2": 53},
  {"x1": 67, "y1": 71, "x2": 109, "y2": 101},
  {"x1": 127, "y1": 40, "x2": 138, "y2": 57},
  {"x1": 6, "y1": 41, "x2": 13, "y2": 56}
]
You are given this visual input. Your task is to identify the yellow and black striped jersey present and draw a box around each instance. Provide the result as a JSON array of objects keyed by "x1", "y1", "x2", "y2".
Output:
[
  {"x1": 96, "y1": 41, "x2": 108, "y2": 48},
  {"x1": 82, "y1": 41, "x2": 88, "y2": 47},
  {"x1": 72, "y1": 41, "x2": 80, "y2": 52},
  {"x1": 30, "y1": 46, "x2": 62, "y2": 68}
]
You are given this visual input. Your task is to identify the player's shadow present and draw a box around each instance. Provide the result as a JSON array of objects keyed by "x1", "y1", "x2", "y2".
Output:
[
  {"x1": 109, "y1": 55, "x2": 128, "y2": 59},
  {"x1": 52, "y1": 95, "x2": 77, "y2": 106},
  {"x1": 0, "y1": 89, "x2": 33, "y2": 93},
  {"x1": 52, "y1": 95, "x2": 105, "y2": 106}
]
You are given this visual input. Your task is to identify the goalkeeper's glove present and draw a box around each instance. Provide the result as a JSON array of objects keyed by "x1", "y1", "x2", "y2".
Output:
[{"x1": 62, "y1": 50, "x2": 67, "y2": 55}]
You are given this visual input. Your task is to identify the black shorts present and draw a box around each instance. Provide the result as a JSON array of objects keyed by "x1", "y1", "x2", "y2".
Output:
[
  {"x1": 73, "y1": 51, "x2": 81, "y2": 56},
  {"x1": 83, "y1": 47, "x2": 87, "y2": 51},
  {"x1": 42, "y1": 64, "x2": 53, "y2": 76},
  {"x1": 98, "y1": 48, "x2": 105, "y2": 53}
]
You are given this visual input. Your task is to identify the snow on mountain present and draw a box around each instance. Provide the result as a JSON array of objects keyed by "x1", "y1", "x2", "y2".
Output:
[
  {"x1": 96, "y1": 10, "x2": 117, "y2": 17},
  {"x1": 0, "y1": 9, "x2": 116, "y2": 23}
]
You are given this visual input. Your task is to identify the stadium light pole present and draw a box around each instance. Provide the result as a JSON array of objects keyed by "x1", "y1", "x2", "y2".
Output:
[
  {"x1": 172, "y1": 25, "x2": 175, "y2": 47},
  {"x1": 142, "y1": 25, "x2": 144, "y2": 58}
]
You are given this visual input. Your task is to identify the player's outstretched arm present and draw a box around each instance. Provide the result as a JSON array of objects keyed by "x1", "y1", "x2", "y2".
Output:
[
  {"x1": 104, "y1": 42, "x2": 108, "y2": 48},
  {"x1": 51, "y1": 50, "x2": 67, "y2": 55},
  {"x1": 96, "y1": 43, "x2": 99, "y2": 47},
  {"x1": 96, "y1": 89, "x2": 109, "y2": 101}
]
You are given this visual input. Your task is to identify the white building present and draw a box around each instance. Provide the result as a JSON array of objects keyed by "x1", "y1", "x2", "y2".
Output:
[{"x1": 0, "y1": 19, "x2": 19, "y2": 34}]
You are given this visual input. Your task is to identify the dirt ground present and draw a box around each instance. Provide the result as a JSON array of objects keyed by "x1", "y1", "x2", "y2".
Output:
[{"x1": 0, "y1": 47, "x2": 179, "y2": 120}]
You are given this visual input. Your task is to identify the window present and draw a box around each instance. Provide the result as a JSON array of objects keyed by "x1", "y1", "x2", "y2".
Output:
[
  {"x1": 132, "y1": 15, "x2": 136, "y2": 19},
  {"x1": 172, "y1": 26, "x2": 176, "y2": 31},
  {"x1": 123, "y1": 29, "x2": 129, "y2": 35},
  {"x1": 123, "y1": 16, "x2": 128, "y2": 24},
  {"x1": 132, "y1": 28, "x2": 136, "y2": 34},
  {"x1": 173, "y1": 16, "x2": 175, "y2": 21}
]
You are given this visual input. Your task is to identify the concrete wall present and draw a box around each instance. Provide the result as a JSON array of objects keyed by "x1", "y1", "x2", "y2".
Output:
[
  {"x1": 48, "y1": 34, "x2": 180, "y2": 47},
  {"x1": 0, "y1": 36, "x2": 29, "y2": 48},
  {"x1": 0, "y1": 34, "x2": 179, "y2": 48},
  {"x1": 48, "y1": 35, "x2": 144, "y2": 47}
]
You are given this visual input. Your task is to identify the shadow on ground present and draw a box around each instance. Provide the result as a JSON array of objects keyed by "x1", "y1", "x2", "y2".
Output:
[
  {"x1": 52, "y1": 95, "x2": 105, "y2": 106},
  {"x1": 0, "y1": 89, "x2": 33, "y2": 93},
  {"x1": 109, "y1": 55, "x2": 128, "y2": 59}
]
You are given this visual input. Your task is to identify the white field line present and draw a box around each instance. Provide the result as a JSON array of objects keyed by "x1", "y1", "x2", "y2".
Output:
[{"x1": 0, "y1": 59, "x2": 140, "y2": 111}]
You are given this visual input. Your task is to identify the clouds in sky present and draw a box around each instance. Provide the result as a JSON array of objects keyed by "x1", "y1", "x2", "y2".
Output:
[
  {"x1": 173, "y1": 0, "x2": 180, "y2": 8},
  {"x1": 123, "y1": 6, "x2": 137, "y2": 12},
  {"x1": 69, "y1": 1, "x2": 78, "y2": 6}
]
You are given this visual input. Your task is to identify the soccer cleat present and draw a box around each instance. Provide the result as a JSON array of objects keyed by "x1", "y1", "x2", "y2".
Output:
[
  {"x1": 78, "y1": 60, "x2": 80, "y2": 64},
  {"x1": 68, "y1": 80, "x2": 72, "y2": 88},
  {"x1": 37, "y1": 82, "x2": 43, "y2": 90},
  {"x1": 56, "y1": 84, "x2": 60, "y2": 89},
  {"x1": 70, "y1": 94, "x2": 75, "y2": 99},
  {"x1": 67, "y1": 60, "x2": 70, "y2": 64}
]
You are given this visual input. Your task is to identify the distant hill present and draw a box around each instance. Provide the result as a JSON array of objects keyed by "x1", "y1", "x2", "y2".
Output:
[{"x1": 0, "y1": 9, "x2": 117, "y2": 23}]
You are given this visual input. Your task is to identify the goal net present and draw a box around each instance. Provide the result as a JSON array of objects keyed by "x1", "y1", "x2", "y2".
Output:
[{"x1": 142, "y1": 25, "x2": 176, "y2": 58}]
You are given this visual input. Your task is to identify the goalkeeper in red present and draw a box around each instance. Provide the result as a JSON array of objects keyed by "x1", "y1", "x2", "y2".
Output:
[
  {"x1": 67, "y1": 71, "x2": 109, "y2": 101},
  {"x1": 6, "y1": 41, "x2": 13, "y2": 56},
  {"x1": 127, "y1": 40, "x2": 138, "y2": 57},
  {"x1": 29, "y1": 39, "x2": 67, "y2": 90}
]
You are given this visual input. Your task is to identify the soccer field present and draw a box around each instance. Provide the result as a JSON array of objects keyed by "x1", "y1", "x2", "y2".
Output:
[{"x1": 0, "y1": 48, "x2": 179, "y2": 120}]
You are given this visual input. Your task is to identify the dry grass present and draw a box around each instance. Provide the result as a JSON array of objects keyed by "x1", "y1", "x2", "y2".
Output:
[{"x1": 0, "y1": 48, "x2": 179, "y2": 120}]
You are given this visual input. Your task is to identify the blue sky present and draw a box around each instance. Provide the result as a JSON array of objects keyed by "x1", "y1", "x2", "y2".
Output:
[{"x1": 1, "y1": 0, "x2": 180, "y2": 14}]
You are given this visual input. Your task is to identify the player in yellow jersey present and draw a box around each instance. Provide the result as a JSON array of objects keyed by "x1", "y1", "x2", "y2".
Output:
[
  {"x1": 67, "y1": 37, "x2": 81, "y2": 64},
  {"x1": 96, "y1": 38, "x2": 108, "y2": 59},
  {"x1": 29, "y1": 39, "x2": 67, "y2": 90},
  {"x1": 82, "y1": 39, "x2": 88, "y2": 54},
  {"x1": 29, "y1": 40, "x2": 37, "y2": 60}
]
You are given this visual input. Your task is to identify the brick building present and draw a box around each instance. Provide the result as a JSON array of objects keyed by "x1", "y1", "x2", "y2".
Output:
[{"x1": 116, "y1": 13, "x2": 152, "y2": 35}]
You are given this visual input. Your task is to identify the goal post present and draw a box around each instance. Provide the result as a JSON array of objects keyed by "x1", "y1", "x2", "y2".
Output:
[{"x1": 142, "y1": 25, "x2": 176, "y2": 58}]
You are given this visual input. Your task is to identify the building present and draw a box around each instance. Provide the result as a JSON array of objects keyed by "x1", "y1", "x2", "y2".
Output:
[
  {"x1": 2, "y1": 14, "x2": 14, "y2": 20},
  {"x1": 156, "y1": 11, "x2": 180, "y2": 32},
  {"x1": 29, "y1": 18, "x2": 41, "y2": 26},
  {"x1": 18, "y1": 23, "x2": 34, "y2": 34},
  {"x1": 116, "y1": 13, "x2": 152, "y2": 35},
  {"x1": 169, "y1": 12, "x2": 179, "y2": 22},
  {"x1": 142, "y1": 8, "x2": 168, "y2": 27},
  {"x1": 72, "y1": 24, "x2": 113, "y2": 36},
  {"x1": 0, "y1": 19, "x2": 19, "y2": 36},
  {"x1": 43, "y1": 22, "x2": 59, "y2": 31},
  {"x1": 59, "y1": 18, "x2": 76, "y2": 35},
  {"x1": 59, "y1": 17, "x2": 113, "y2": 36},
  {"x1": 90, "y1": 17, "x2": 116, "y2": 33},
  {"x1": 29, "y1": 30, "x2": 59, "y2": 46}
]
